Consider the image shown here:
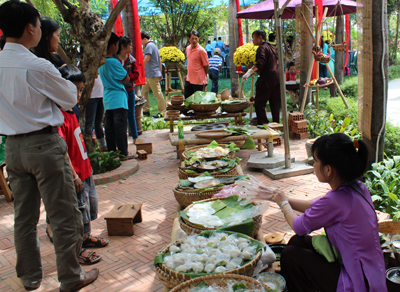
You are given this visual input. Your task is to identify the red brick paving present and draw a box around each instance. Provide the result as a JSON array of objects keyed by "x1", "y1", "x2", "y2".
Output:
[{"x1": 0, "y1": 128, "x2": 331, "y2": 292}]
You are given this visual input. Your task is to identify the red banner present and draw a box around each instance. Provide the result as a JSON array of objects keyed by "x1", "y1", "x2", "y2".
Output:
[
  {"x1": 236, "y1": 0, "x2": 243, "y2": 73},
  {"x1": 112, "y1": 0, "x2": 124, "y2": 37},
  {"x1": 344, "y1": 14, "x2": 350, "y2": 69},
  {"x1": 130, "y1": 0, "x2": 145, "y2": 86}
]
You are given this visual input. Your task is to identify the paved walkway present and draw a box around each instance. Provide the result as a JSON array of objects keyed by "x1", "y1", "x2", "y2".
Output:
[
  {"x1": 388, "y1": 78, "x2": 400, "y2": 126},
  {"x1": 0, "y1": 129, "x2": 329, "y2": 292}
]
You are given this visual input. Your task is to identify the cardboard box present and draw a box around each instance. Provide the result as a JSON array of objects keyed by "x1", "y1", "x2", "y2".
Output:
[
  {"x1": 104, "y1": 203, "x2": 143, "y2": 236},
  {"x1": 135, "y1": 138, "x2": 152, "y2": 154}
]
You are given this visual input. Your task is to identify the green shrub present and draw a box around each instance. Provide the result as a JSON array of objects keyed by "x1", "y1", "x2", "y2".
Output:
[
  {"x1": 326, "y1": 96, "x2": 359, "y2": 123},
  {"x1": 364, "y1": 156, "x2": 400, "y2": 221},
  {"x1": 385, "y1": 121, "x2": 400, "y2": 157},
  {"x1": 389, "y1": 65, "x2": 400, "y2": 81},
  {"x1": 304, "y1": 104, "x2": 361, "y2": 139},
  {"x1": 89, "y1": 150, "x2": 124, "y2": 175},
  {"x1": 340, "y1": 76, "x2": 358, "y2": 98}
]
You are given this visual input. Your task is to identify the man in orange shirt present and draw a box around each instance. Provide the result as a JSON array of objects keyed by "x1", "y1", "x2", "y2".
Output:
[{"x1": 184, "y1": 30, "x2": 209, "y2": 99}]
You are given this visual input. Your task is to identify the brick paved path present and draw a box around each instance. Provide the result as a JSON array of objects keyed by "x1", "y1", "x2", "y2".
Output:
[{"x1": 0, "y1": 129, "x2": 329, "y2": 292}]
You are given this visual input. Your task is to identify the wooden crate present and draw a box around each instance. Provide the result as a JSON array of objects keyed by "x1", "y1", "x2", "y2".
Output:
[
  {"x1": 104, "y1": 203, "x2": 143, "y2": 236},
  {"x1": 135, "y1": 138, "x2": 152, "y2": 154},
  {"x1": 266, "y1": 122, "x2": 284, "y2": 132}
]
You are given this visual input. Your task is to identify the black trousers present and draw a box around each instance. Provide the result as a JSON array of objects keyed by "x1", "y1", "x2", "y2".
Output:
[
  {"x1": 184, "y1": 81, "x2": 206, "y2": 99},
  {"x1": 280, "y1": 235, "x2": 341, "y2": 292},
  {"x1": 254, "y1": 82, "x2": 281, "y2": 125}
]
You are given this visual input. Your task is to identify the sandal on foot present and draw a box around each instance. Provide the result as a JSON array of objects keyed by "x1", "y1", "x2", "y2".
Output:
[
  {"x1": 46, "y1": 229, "x2": 53, "y2": 243},
  {"x1": 121, "y1": 152, "x2": 138, "y2": 161},
  {"x1": 78, "y1": 249, "x2": 101, "y2": 265},
  {"x1": 82, "y1": 235, "x2": 109, "y2": 248}
]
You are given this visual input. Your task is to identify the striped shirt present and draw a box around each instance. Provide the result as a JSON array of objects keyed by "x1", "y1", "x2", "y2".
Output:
[
  {"x1": 0, "y1": 43, "x2": 77, "y2": 135},
  {"x1": 209, "y1": 55, "x2": 223, "y2": 71}
]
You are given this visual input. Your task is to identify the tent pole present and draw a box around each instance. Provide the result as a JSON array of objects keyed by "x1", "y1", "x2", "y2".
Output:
[{"x1": 274, "y1": 0, "x2": 291, "y2": 169}]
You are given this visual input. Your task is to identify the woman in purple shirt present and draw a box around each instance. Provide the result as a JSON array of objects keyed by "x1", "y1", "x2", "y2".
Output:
[{"x1": 259, "y1": 133, "x2": 386, "y2": 292}]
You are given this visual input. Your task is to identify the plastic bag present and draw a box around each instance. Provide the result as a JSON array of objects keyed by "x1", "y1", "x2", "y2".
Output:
[{"x1": 252, "y1": 243, "x2": 276, "y2": 277}]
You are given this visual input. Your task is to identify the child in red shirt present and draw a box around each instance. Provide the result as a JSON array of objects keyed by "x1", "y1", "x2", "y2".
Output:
[
  {"x1": 285, "y1": 61, "x2": 300, "y2": 106},
  {"x1": 57, "y1": 65, "x2": 109, "y2": 265}
]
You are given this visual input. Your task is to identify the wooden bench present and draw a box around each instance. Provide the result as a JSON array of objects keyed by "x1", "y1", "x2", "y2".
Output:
[{"x1": 104, "y1": 203, "x2": 143, "y2": 236}]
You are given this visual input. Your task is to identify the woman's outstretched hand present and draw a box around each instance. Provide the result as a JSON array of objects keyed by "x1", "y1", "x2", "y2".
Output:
[{"x1": 257, "y1": 186, "x2": 287, "y2": 205}]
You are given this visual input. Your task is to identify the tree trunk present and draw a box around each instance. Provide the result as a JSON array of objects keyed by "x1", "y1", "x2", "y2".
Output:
[
  {"x1": 394, "y1": 8, "x2": 400, "y2": 64},
  {"x1": 335, "y1": 15, "x2": 344, "y2": 85},
  {"x1": 228, "y1": 0, "x2": 239, "y2": 96},
  {"x1": 299, "y1": 0, "x2": 313, "y2": 106},
  {"x1": 362, "y1": 0, "x2": 389, "y2": 167}
]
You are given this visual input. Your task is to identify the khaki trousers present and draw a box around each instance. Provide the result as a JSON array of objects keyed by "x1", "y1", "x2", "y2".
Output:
[
  {"x1": 5, "y1": 132, "x2": 85, "y2": 290},
  {"x1": 142, "y1": 77, "x2": 166, "y2": 113}
]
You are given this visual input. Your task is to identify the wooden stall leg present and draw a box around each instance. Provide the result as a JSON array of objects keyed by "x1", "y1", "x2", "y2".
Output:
[
  {"x1": 169, "y1": 117, "x2": 174, "y2": 133},
  {"x1": 177, "y1": 69, "x2": 184, "y2": 94},
  {"x1": 258, "y1": 139, "x2": 262, "y2": 151}
]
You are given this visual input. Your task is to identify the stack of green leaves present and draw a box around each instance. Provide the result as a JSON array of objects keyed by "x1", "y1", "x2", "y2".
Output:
[
  {"x1": 225, "y1": 127, "x2": 258, "y2": 136},
  {"x1": 180, "y1": 195, "x2": 256, "y2": 236},
  {"x1": 185, "y1": 91, "x2": 219, "y2": 107}
]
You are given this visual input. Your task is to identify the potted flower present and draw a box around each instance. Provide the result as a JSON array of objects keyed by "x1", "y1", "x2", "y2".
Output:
[
  {"x1": 159, "y1": 46, "x2": 186, "y2": 69},
  {"x1": 233, "y1": 43, "x2": 258, "y2": 69}
]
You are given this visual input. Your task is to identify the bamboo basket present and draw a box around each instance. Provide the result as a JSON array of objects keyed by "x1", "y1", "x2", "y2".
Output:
[
  {"x1": 155, "y1": 239, "x2": 262, "y2": 289},
  {"x1": 331, "y1": 44, "x2": 346, "y2": 52},
  {"x1": 378, "y1": 220, "x2": 400, "y2": 235},
  {"x1": 313, "y1": 55, "x2": 331, "y2": 63},
  {"x1": 189, "y1": 102, "x2": 221, "y2": 112},
  {"x1": 179, "y1": 198, "x2": 262, "y2": 239},
  {"x1": 170, "y1": 274, "x2": 272, "y2": 292},
  {"x1": 182, "y1": 144, "x2": 236, "y2": 161},
  {"x1": 178, "y1": 164, "x2": 240, "y2": 179},
  {"x1": 221, "y1": 100, "x2": 249, "y2": 113}
]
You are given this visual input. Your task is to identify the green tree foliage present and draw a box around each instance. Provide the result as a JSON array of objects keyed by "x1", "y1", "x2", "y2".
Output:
[{"x1": 139, "y1": 0, "x2": 217, "y2": 47}]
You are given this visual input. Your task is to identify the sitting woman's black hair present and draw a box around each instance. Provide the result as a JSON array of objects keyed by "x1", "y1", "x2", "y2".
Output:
[
  {"x1": 33, "y1": 17, "x2": 60, "y2": 64},
  {"x1": 117, "y1": 36, "x2": 132, "y2": 54},
  {"x1": 311, "y1": 133, "x2": 369, "y2": 181},
  {"x1": 59, "y1": 65, "x2": 86, "y2": 83}
]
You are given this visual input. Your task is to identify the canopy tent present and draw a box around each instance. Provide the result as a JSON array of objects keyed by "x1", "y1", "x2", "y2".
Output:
[
  {"x1": 138, "y1": 0, "x2": 259, "y2": 16},
  {"x1": 237, "y1": 0, "x2": 358, "y2": 19}
]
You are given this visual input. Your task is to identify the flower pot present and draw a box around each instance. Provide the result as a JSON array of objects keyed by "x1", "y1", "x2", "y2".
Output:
[
  {"x1": 165, "y1": 61, "x2": 180, "y2": 69},
  {"x1": 135, "y1": 97, "x2": 147, "y2": 135}
]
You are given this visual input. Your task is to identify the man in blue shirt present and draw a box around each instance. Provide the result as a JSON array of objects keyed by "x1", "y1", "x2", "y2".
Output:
[
  {"x1": 211, "y1": 37, "x2": 217, "y2": 56},
  {"x1": 216, "y1": 37, "x2": 225, "y2": 54},
  {"x1": 205, "y1": 40, "x2": 212, "y2": 58},
  {"x1": 208, "y1": 48, "x2": 223, "y2": 94}
]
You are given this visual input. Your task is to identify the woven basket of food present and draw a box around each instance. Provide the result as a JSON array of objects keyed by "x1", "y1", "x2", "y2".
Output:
[
  {"x1": 189, "y1": 102, "x2": 221, "y2": 113},
  {"x1": 331, "y1": 43, "x2": 347, "y2": 52},
  {"x1": 221, "y1": 100, "x2": 249, "y2": 113},
  {"x1": 182, "y1": 144, "x2": 237, "y2": 161},
  {"x1": 170, "y1": 273, "x2": 272, "y2": 292},
  {"x1": 154, "y1": 231, "x2": 264, "y2": 289},
  {"x1": 313, "y1": 54, "x2": 331, "y2": 63},
  {"x1": 173, "y1": 175, "x2": 245, "y2": 208},
  {"x1": 179, "y1": 197, "x2": 262, "y2": 239}
]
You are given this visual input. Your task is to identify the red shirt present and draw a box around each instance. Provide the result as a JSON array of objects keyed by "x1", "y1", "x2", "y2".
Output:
[
  {"x1": 186, "y1": 44, "x2": 209, "y2": 85},
  {"x1": 59, "y1": 111, "x2": 92, "y2": 181},
  {"x1": 286, "y1": 70, "x2": 300, "y2": 81}
]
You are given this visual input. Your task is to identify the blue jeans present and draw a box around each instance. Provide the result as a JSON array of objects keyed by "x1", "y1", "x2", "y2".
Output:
[
  {"x1": 84, "y1": 98, "x2": 104, "y2": 139},
  {"x1": 105, "y1": 108, "x2": 128, "y2": 156},
  {"x1": 127, "y1": 90, "x2": 138, "y2": 139},
  {"x1": 209, "y1": 69, "x2": 219, "y2": 94}
]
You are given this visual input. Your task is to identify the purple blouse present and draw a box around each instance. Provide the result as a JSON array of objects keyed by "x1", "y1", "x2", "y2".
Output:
[{"x1": 293, "y1": 181, "x2": 386, "y2": 292}]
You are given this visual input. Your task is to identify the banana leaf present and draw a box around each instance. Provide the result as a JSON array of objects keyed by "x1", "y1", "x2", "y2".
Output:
[
  {"x1": 241, "y1": 137, "x2": 256, "y2": 149},
  {"x1": 184, "y1": 91, "x2": 217, "y2": 107}
]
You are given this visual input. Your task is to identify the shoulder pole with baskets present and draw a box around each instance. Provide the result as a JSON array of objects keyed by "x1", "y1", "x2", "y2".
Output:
[{"x1": 299, "y1": 6, "x2": 348, "y2": 113}]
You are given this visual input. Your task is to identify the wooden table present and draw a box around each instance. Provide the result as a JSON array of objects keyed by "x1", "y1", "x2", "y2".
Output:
[
  {"x1": 168, "y1": 127, "x2": 280, "y2": 156},
  {"x1": 164, "y1": 112, "x2": 245, "y2": 133}
]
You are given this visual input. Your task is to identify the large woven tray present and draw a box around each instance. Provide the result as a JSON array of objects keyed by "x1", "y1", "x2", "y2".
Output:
[
  {"x1": 182, "y1": 144, "x2": 236, "y2": 161},
  {"x1": 155, "y1": 239, "x2": 262, "y2": 289},
  {"x1": 179, "y1": 198, "x2": 262, "y2": 239},
  {"x1": 195, "y1": 130, "x2": 233, "y2": 139},
  {"x1": 378, "y1": 220, "x2": 400, "y2": 235},
  {"x1": 178, "y1": 164, "x2": 239, "y2": 179},
  {"x1": 170, "y1": 274, "x2": 272, "y2": 292},
  {"x1": 221, "y1": 101, "x2": 249, "y2": 113},
  {"x1": 173, "y1": 175, "x2": 241, "y2": 208}
]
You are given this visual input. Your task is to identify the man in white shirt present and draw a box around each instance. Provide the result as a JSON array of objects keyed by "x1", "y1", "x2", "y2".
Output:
[{"x1": 0, "y1": 1, "x2": 99, "y2": 291}]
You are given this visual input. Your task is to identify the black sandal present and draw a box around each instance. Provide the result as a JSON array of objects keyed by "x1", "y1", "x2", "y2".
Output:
[
  {"x1": 82, "y1": 235, "x2": 109, "y2": 248},
  {"x1": 78, "y1": 249, "x2": 101, "y2": 265},
  {"x1": 46, "y1": 229, "x2": 53, "y2": 243}
]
